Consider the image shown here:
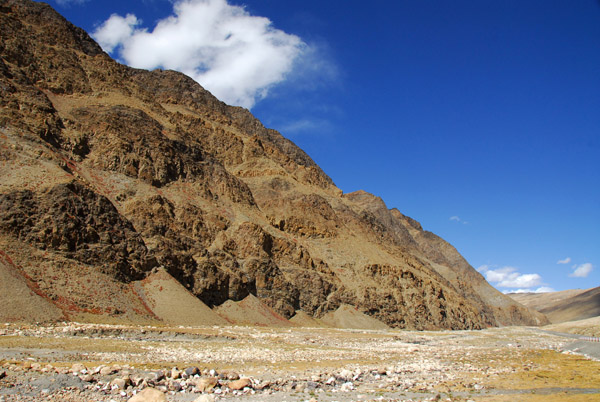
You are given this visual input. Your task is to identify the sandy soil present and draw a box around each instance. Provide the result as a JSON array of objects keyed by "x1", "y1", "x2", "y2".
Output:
[
  {"x1": 133, "y1": 268, "x2": 227, "y2": 326},
  {"x1": 1, "y1": 323, "x2": 599, "y2": 401},
  {"x1": 289, "y1": 311, "x2": 329, "y2": 327},
  {"x1": 319, "y1": 304, "x2": 390, "y2": 330},
  {"x1": 0, "y1": 255, "x2": 64, "y2": 323},
  {"x1": 215, "y1": 295, "x2": 294, "y2": 327}
]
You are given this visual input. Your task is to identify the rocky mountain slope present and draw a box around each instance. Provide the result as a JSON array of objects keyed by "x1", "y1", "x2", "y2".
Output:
[
  {"x1": 509, "y1": 287, "x2": 600, "y2": 324},
  {"x1": 0, "y1": 0, "x2": 547, "y2": 329},
  {"x1": 508, "y1": 289, "x2": 588, "y2": 313}
]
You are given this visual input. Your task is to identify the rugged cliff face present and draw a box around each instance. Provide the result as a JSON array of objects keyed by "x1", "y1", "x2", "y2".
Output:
[{"x1": 0, "y1": 0, "x2": 547, "y2": 328}]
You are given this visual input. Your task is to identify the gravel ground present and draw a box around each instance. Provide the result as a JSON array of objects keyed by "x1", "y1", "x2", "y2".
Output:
[{"x1": 1, "y1": 323, "x2": 599, "y2": 402}]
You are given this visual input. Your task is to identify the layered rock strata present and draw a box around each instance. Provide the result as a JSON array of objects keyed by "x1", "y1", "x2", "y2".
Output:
[{"x1": 0, "y1": 0, "x2": 547, "y2": 328}]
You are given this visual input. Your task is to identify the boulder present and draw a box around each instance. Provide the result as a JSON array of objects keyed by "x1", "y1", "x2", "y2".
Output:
[
  {"x1": 227, "y1": 378, "x2": 252, "y2": 390},
  {"x1": 194, "y1": 377, "x2": 218, "y2": 392},
  {"x1": 128, "y1": 388, "x2": 167, "y2": 402}
]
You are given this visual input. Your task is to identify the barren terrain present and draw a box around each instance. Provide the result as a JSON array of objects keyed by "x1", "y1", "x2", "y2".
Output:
[
  {"x1": 1, "y1": 3, "x2": 598, "y2": 400},
  {"x1": 1, "y1": 323, "x2": 599, "y2": 402},
  {"x1": 508, "y1": 287, "x2": 600, "y2": 324},
  {"x1": 1, "y1": 0, "x2": 546, "y2": 334}
]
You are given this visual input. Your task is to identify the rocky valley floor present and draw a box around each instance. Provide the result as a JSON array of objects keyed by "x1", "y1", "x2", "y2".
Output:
[{"x1": 1, "y1": 324, "x2": 599, "y2": 402}]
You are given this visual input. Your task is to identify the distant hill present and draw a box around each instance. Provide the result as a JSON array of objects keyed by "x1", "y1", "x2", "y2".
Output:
[
  {"x1": 508, "y1": 287, "x2": 600, "y2": 323},
  {"x1": 508, "y1": 289, "x2": 588, "y2": 312},
  {"x1": 0, "y1": 0, "x2": 546, "y2": 329},
  {"x1": 545, "y1": 316, "x2": 600, "y2": 338}
]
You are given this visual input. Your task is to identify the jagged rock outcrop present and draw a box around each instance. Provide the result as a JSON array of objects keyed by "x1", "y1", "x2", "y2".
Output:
[
  {"x1": 0, "y1": 0, "x2": 547, "y2": 328},
  {"x1": 0, "y1": 181, "x2": 157, "y2": 281}
]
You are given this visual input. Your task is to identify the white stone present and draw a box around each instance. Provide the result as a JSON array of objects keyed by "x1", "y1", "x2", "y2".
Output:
[{"x1": 193, "y1": 395, "x2": 215, "y2": 402}]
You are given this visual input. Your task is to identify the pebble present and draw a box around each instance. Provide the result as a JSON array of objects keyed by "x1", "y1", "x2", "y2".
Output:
[
  {"x1": 170, "y1": 367, "x2": 181, "y2": 379},
  {"x1": 153, "y1": 370, "x2": 166, "y2": 382},
  {"x1": 254, "y1": 380, "x2": 271, "y2": 390},
  {"x1": 71, "y1": 363, "x2": 87, "y2": 374},
  {"x1": 79, "y1": 374, "x2": 94, "y2": 382},
  {"x1": 99, "y1": 366, "x2": 115, "y2": 376},
  {"x1": 306, "y1": 381, "x2": 319, "y2": 390},
  {"x1": 225, "y1": 371, "x2": 240, "y2": 380},
  {"x1": 338, "y1": 369, "x2": 353, "y2": 381},
  {"x1": 111, "y1": 377, "x2": 127, "y2": 389},
  {"x1": 167, "y1": 379, "x2": 182, "y2": 392},
  {"x1": 340, "y1": 381, "x2": 354, "y2": 391},
  {"x1": 227, "y1": 377, "x2": 252, "y2": 390}
]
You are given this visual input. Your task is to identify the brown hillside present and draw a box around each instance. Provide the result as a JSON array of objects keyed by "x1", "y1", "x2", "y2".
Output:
[
  {"x1": 508, "y1": 287, "x2": 599, "y2": 324},
  {"x1": 0, "y1": 0, "x2": 546, "y2": 329},
  {"x1": 508, "y1": 289, "x2": 588, "y2": 312},
  {"x1": 546, "y1": 316, "x2": 600, "y2": 337},
  {"x1": 539, "y1": 287, "x2": 600, "y2": 323}
]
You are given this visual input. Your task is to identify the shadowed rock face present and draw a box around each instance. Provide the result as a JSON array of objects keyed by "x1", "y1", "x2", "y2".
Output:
[
  {"x1": 0, "y1": 0, "x2": 547, "y2": 328},
  {"x1": 0, "y1": 182, "x2": 158, "y2": 281}
]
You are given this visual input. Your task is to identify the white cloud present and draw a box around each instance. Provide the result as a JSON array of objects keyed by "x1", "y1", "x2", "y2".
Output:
[
  {"x1": 569, "y1": 262, "x2": 593, "y2": 278},
  {"x1": 557, "y1": 257, "x2": 571, "y2": 264},
  {"x1": 483, "y1": 266, "x2": 543, "y2": 289},
  {"x1": 503, "y1": 287, "x2": 555, "y2": 294},
  {"x1": 91, "y1": 0, "x2": 311, "y2": 108},
  {"x1": 93, "y1": 14, "x2": 140, "y2": 53}
]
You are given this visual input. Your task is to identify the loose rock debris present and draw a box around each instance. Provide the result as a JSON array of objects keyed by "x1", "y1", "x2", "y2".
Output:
[{"x1": 1, "y1": 323, "x2": 599, "y2": 401}]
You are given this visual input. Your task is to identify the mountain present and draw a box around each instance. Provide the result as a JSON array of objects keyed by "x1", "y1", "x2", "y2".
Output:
[
  {"x1": 0, "y1": 0, "x2": 547, "y2": 329},
  {"x1": 507, "y1": 289, "x2": 588, "y2": 314},
  {"x1": 509, "y1": 287, "x2": 600, "y2": 324}
]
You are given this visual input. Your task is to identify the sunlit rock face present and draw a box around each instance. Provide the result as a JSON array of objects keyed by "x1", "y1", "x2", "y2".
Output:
[{"x1": 0, "y1": 0, "x2": 547, "y2": 328}]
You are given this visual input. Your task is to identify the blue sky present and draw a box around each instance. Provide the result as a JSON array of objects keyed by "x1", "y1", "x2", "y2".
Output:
[{"x1": 47, "y1": 0, "x2": 599, "y2": 293}]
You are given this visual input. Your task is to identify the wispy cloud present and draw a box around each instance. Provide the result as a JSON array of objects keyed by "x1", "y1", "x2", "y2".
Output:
[
  {"x1": 276, "y1": 118, "x2": 335, "y2": 136},
  {"x1": 557, "y1": 257, "x2": 571, "y2": 264},
  {"x1": 449, "y1": 216, "x2": 468, "y2": 224},
  {"x1": 479, "y1": 265, "x2": 544, "y2": 289},
  {"x1": 503, "y1": 287, "x2": 555, "y2": 294},
  {"x1": 476, "y1": 264, "x2": 489, "y2": 273},
  {"x1": 55, "y1": 0, "x2": 88, "y2": 5},
  {"x1": 569, "y1": 262, "x2": 593, "y2": 278},
  {"x1": 91, "y1": 0, "x2": 329, "y2": 109}
]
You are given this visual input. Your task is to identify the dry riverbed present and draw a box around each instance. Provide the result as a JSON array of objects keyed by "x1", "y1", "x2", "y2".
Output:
[{"x1": 0, "y1": 323, "x2": 599, "y2": 401}]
